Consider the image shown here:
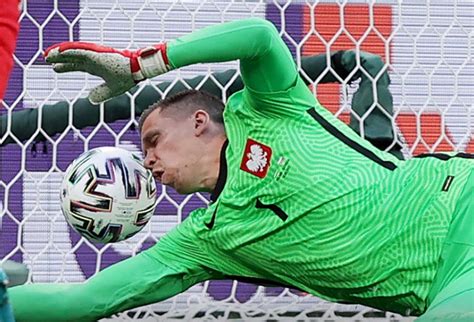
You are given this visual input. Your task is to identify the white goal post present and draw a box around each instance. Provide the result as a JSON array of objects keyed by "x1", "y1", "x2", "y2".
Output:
[{"x1": 0, "y1": 0, "x2": 472, "y2": 321}]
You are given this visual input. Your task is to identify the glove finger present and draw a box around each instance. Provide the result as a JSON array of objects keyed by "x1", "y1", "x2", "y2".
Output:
[
  {"x1": 45, "y1": 47, "x2": 88, "y2": 64},
  {"x1": 88, "y1": 83, "x2": 118, "y2": 104},
  {"x1": 45, "y1": 42, "x2": 123, "y2": 64},
  {"x1": 52, "y1": 62, "x2": 88, "y2": 73},
  {"x1": 44, "y1": 41, "x2": 94, "y2": 57}
]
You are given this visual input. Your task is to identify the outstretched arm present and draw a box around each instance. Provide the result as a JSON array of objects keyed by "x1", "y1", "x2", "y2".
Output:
[
  {"x1": 8, "y1": 18, "x2": 298, "y2": 144},
  {"x1": 9, "y1": 221, "x2": 220, "y2": 321},
  {"x1": 10, "y1": 253, "x2": 186, "y2": 321},
  {"x1": 45, "y1": 18, "x2": 297, "y2": 103}
]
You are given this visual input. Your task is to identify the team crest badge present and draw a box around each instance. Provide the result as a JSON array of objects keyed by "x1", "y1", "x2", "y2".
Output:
[{"x1": 240, "y1": 138, "x2": 272, "y2": 178}]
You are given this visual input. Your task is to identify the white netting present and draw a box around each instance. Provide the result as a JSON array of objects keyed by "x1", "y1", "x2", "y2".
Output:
[{"x1": 1, "y1": 0, "x2": 473, "y2": 321}]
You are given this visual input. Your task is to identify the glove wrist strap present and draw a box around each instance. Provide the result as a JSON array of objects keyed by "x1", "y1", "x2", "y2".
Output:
[{"x1": 134, "y1": 43, "x2": 170, "y2": 81}]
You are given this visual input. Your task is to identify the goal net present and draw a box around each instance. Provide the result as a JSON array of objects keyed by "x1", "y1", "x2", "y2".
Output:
[{"x1": 1, "y1": 0, "x2": 472, "y2": 321}]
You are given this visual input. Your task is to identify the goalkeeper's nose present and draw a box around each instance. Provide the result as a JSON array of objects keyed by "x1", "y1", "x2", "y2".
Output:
[{"x1": 144, "y1": 151, "x2": 158, "y2": 170}]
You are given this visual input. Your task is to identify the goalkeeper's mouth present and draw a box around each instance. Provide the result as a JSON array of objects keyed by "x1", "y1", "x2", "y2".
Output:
[{"x1": 153, "y1": 170, "x2": 164, "y2": 183}]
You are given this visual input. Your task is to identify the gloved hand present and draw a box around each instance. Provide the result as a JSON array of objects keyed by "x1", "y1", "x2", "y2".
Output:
[{"x1": 44, "y1": 42, "x2": 170, "y2": 104}]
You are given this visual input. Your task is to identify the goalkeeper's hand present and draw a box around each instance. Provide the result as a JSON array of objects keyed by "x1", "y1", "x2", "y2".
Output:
[{"x1": 44, "y1": 42, "x2": 170, "y2": 104}]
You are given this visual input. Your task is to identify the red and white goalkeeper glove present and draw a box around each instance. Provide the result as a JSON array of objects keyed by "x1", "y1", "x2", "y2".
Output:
[{"x1": 44, "y1": 42, "x2": 170, "y2": 104}]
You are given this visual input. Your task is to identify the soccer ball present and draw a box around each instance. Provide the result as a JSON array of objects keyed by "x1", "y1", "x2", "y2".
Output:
[{"x1": 60, "y1": 147, "x2": 157, "y2": 243}]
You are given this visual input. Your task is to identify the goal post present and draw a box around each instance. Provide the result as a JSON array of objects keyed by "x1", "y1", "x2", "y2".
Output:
[{"x1": 1, "y1": 0, "x2": 472, "y2": 321}]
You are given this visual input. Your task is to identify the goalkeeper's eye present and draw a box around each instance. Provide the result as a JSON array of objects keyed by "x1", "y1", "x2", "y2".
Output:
[
  {"x1": 142, "y1": 131, "x2": 161, "y2": 152},
  {"x1": 151, "y1": 134, "x2": 159, "y2": 145}
]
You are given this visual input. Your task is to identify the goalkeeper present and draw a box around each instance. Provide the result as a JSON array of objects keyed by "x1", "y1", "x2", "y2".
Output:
[{"x1": 10, "y1": 18, "x2": 474, "y2": 321}]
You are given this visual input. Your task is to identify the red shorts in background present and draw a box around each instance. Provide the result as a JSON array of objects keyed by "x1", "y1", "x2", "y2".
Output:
[{"x1": 0, "y1": 0, "x2": 20, "y2": 100}]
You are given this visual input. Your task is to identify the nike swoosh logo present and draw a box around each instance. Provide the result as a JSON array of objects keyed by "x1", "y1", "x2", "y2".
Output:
[
  {"x1": 204, "y1": 204, "x2": 219, "y2": 230},
  {"x1": 255, "y1": 199, "x2": 288, "y2": 221}
]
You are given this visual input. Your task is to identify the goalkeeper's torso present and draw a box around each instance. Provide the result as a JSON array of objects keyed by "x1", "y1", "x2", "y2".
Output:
[{"x1": 160, "y1": 76, "x2": 473, "y2": 316}]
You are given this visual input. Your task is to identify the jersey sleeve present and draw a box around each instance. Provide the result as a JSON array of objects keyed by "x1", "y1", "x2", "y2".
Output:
[
  {"x1": 10, "y1": 236, "x2": 222, "y2": 322},
  {"x1": 9, "y1": 210, "x2": 220, "y2": 321},
  {"x1": 167, "y1": 18, "x2": 298, "y2": 94}
]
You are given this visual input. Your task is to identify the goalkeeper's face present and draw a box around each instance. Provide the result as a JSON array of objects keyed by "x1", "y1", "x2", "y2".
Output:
[{"x1": 141, "y1": 107, "x2": 219, "y2": 194}]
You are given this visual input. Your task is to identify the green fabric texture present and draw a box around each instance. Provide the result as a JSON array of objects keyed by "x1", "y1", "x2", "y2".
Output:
[{"x1": 169, "y1": 19, "x2": 297, "y2": 93}]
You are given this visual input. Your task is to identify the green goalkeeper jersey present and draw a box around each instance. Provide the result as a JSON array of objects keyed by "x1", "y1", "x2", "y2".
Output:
[{"x1": 145, "y1": 18, "x2": 474, "y2": 315}]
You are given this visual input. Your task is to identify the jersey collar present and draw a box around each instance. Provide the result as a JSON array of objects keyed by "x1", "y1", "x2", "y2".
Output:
[{"x1": 210, "y1": 140, "x2": 228, "y2": 203}]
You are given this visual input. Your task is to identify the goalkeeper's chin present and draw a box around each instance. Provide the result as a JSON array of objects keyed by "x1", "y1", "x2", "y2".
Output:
[
  {"x1": 168, "y1": 181, "x2": 202, "y2": 195},
  {"x1": 173, "y1": 184, "x2": 194, "y2": 195},
  {"x1": 160, "y1": 178, "x2": 183, "y2": 194}
]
